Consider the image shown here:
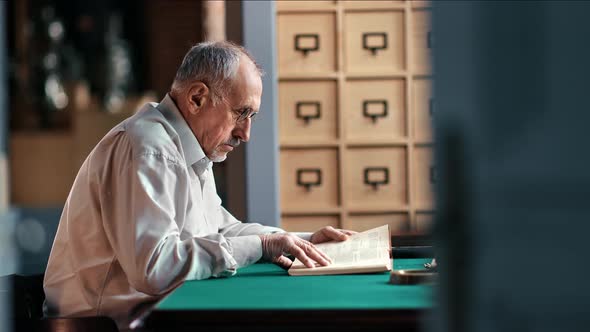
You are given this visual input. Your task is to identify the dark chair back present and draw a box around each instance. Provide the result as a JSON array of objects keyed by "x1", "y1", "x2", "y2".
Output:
[
  {"x1": 32, "y1": 317, "x2": 120, "y2": 332},
  {"x1": 8, "y1": 274, "x2": 46, "y2": 320},
  {"x1": 1, "y1": 274, "x2": 119, "y2": 332}
]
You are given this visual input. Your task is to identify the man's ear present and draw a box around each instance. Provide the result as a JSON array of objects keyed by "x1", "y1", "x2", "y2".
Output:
[{"x1": 187, "y1": 82, "x2": 209, "y2": 115}]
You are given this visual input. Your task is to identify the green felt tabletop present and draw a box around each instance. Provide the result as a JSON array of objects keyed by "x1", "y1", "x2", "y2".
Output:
[{"x1": 156, "y1": 258, "x2": 434, "y2": 311}]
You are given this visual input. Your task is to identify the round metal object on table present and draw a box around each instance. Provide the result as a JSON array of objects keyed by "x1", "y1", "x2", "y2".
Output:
[{"x1": 389, "y1": 269, "x2": 437, "y2": 285}]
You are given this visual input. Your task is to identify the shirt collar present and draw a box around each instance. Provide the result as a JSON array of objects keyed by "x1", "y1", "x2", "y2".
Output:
[{"x1": 156, "y1": 94, "x2": 212, "y2": 174}]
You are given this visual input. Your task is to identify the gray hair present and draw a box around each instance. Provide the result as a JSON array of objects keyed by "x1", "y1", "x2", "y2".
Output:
[{"x1": 171, "y1": 41, "x2": 263, "y2": 105}]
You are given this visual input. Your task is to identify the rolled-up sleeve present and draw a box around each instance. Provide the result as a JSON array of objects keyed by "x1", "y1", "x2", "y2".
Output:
[
  {"x1": 217, "y1": 206, "x2": 284, "y2": 267},
  {"x1": 218, "y1": 205, "x2": 313, "y2": 242},
  {"x1": 218, "y1": 206, "x2": 284, "y2": 237}
]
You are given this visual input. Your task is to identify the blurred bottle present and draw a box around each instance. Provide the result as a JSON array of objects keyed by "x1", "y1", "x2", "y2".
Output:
[
  {"x1": 103, "y1": 12, "x2": 134, "y2": 113},
  {"x1": 30, "y1": 5, "x2": 82, "y2": 129}
]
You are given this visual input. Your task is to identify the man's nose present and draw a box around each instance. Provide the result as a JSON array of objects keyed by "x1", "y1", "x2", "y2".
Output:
[{"x1": 234, "y1": 119, "x2": 251, "y2": 142}]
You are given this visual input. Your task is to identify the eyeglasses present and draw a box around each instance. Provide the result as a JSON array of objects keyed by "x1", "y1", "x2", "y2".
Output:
[
  {"x1": 232, "y1": 107, "x2": 258, "y2": 124},
  {"x1": 204, "y1": 83, "x2": 259, "y2": 124}
]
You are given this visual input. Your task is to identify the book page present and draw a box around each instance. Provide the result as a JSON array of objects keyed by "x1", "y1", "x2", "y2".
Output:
[{"x1": 291, "y1": 225, "x2": 390, "y2": 269}]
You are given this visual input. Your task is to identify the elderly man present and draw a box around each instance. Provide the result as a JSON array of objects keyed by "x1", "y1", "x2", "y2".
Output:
[{"x1": 43, "y1": 41, "x2": 354, "y2": 329}]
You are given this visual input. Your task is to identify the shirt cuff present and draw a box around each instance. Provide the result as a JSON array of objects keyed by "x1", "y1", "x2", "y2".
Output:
[
  {"x1": 226, "y1": 235, "x2": 263, "y2": 268},
  {"x1": 292, "y1": 232, "x2": 313, "y2": 242}
]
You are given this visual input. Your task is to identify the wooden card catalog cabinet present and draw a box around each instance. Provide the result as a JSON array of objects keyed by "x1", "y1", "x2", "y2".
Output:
[{"x1": 276, "y1": 0, "x2": 434, "y2": 234}]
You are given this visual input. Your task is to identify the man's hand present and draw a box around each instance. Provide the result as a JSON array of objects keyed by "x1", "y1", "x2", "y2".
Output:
[
  {"x1": 310, "y1": 226, "x2": 357, "y2": 244},
  {"x1": 260, "y1": 233, "x2": 332, "y2": 269}
]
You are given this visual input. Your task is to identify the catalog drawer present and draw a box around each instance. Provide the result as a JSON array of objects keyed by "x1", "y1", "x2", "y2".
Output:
[
  {"x1": 344, "y1": 11, "x2": 405, "y2": 73},
  {"x1": 412, "y1": 78, "x2": 434, "y2": 142},
  {"x1": 413, "y1": 146, "x2": 435, "y2": 209},
  {"x1": 279, "y1": 80, "x2": 338, "y2": 143},
  {"x1": 344, "y1": 79, "x2": 406, "y2": 141},
  {"x1": 281, "y1": 215, "x2": 340, "y2": 233},
  {"x1": 345, "y1": 147, "x2": 408, "y2": 209},
  {"x1": 276, "y1": 0, "x2": 336, "y2": 11},
  {"x1": 277, "y1": 13, "x2": 337, "y2": 75},
  {"x1": 342, "y1": 0, "x2": 404, "y2": 10},
  {"x1": 343, "y1": 213, "x2": 410, "y2": 234},
  {"x1": 281, "y1": 148, "x2": 340, "y2": 211},
  {"x1": 411, "y1": 9, "x2": 432, "y2": 74}
]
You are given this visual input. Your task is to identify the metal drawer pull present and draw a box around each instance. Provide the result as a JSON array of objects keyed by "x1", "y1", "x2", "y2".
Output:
[
  {"x1": 430, "y1": 165, "x2": 437, "y2": 184},
  {"x1": 429, "y1": 98, "x2": 435, "y2": 116},
  {"x1": 364, "y1": 167, "x2": 389, "y2": 190},
  {"x1": 427, "y1": 31, "x2": 433, "y2": 49},
  {"x1": 362, "y1": 32, "x2": 388, "y2": 55},
  {"x1": 296, "y1": 101, "x2": 321, "y2": 124},
  {"x1": 363, "y1": 100, "x2": 388, "y2": 123},
  {"x1": 294, "y1": 34, "x2": 320, "y2": 56},
  {"x1": 296, "y1": 168, "x2": 322, "y2": 191}
]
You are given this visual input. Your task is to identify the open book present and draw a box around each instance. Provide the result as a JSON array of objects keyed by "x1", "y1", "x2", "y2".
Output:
[{"x1": 288, "y1": 225, "x2": 392, "y2": 276}]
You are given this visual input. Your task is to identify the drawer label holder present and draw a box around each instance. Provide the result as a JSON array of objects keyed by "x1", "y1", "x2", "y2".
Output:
[
  {"x1": 296, "y1": 101, "x2": 322, "y2": 124},
  {"x1": 364, "y1": 167, "x2": 389, "y2": 190},
  {"x1": 296, "y1": 168, "x2": 323, "y2": 191},
  {"x1": 294, "y1": 34, "x2": 320, "y2": 56},
  {"x1": 362, "y1": 32, "x2": 388, "y2": 55},
  {"x1": 363, "y1": 100, "x2": 388, "y2": 123}
]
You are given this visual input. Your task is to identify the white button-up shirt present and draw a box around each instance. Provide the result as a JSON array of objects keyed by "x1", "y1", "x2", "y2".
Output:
[{"x1": 43, "y1": 95, "x2": 287, "y2": 329}]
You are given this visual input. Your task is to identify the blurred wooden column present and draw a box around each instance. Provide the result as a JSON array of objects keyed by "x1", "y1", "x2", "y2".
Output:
[
  {"x1": 145, "y1": 0, "x2": 202, "y2": 97},
  {"x1": 203, "y1": 0, "x2": 226, "y2": 41},
  {"x1": 0, "y1": 154, "x2": 6, "y2": 210},
  {"x1": 0, "y1": 1, "x2": 8, "y2": 211}
]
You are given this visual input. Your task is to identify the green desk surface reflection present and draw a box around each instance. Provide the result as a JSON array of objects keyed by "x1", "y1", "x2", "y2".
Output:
[{"x1": 156, "y1": 258, "x2": 433, "y2": 311}]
